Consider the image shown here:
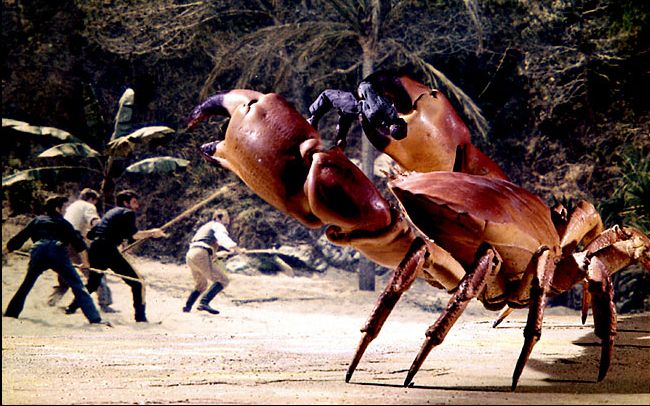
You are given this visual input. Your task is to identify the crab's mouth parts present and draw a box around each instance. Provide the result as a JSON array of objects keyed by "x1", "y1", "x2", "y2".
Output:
[{"x1": 200, "y1": 141, "x2": 220, "y2": 165}]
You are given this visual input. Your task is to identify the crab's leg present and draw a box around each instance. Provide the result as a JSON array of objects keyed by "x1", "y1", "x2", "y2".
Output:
[
  {"x1": 581, "y1": 279, "x2": 591, "y2": 325},
  {"x1": 586, "y1": 256, "x2": 617, "y2": 382},
  {"x1": 346, "y1": 237, "x2": 427, "y2": 383},
  {"x1": 492, "y1": 305, "x2": 515, "y2": 328},
  {"x1": 404, "y1": 244, "x2": 501, "y2": 387},
  {"x1": 511, "y1": 247, "x2": 557, "y2": 391}
]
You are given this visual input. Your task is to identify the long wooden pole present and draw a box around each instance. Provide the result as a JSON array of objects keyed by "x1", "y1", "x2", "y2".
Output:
[
  {"x1": 121, "y1": 185, "x2": 232, "y2": 253},
  {"x1": 11, "y1": 250, "x2": 143, "y2": 283}
]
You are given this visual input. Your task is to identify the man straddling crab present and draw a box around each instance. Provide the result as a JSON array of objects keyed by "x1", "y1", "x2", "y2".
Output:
[{"x1": 185, "y1": 71, "x2": 649, "y2": 391}]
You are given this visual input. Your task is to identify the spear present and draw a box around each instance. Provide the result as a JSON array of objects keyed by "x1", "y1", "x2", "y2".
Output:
[
  {"x1": 121, "y1": 185, "x2": 232, "y2": 254},
  {"x1": 9, "y1": 250, "x2": 144, "y2": 283}
]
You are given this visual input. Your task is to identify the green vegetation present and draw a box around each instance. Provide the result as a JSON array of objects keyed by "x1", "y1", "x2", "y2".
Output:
[{"x1": 3, "y1": 88, "x2": 185, "y2": 212}]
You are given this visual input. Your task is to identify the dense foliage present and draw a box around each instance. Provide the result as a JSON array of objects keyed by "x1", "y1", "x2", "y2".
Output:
[{"x1": 2, "y1": 0, "x2": 648, "y2": 310}]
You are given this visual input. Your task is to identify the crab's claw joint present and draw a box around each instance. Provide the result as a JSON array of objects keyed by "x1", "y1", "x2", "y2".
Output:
[{"x1": 346, "y1": 332, "x2": 372, "y2": 383}]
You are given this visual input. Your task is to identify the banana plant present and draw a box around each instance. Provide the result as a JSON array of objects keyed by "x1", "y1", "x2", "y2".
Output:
[{"x1": 2, "y1": 88, "x2": 188, "y2": 207}]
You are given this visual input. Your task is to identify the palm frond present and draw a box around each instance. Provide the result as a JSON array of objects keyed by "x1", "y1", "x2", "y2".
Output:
[{"x1": 38, "y1": 143, "x2": 100, "y2": 158}]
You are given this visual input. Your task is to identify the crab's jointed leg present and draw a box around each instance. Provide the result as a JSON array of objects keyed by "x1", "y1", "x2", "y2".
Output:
[
  {"x1": 581, "y1": 279, "x2": 591, "y2": 324},
  {"x1": 346, "y1": 237, "x2": 428, "y2": 382},
  {"x1": 511, "y1": 247, "x2": 558, "y2": 391},
  {"x1": 403, "y1": 244, "x2": 502, "y2": 387},
  {"x1": 585, "y1": 256, "x2": 617, "y2": 382}
]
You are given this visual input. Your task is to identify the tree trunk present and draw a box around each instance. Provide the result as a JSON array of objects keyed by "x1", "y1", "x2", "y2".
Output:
[{"x1": 357, "y1": 35, "x2": 379, "y2": 292}]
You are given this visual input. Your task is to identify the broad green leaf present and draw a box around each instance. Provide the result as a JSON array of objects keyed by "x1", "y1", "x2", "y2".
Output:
[
  {"x1": 3, "y1": 118, "x2": 29, "y2": 127},
  {"x1": 111, "y1": 88, "x2": 135, "y2": 140},
  {"x1": 125, "y1": 156, "x2": 189, "y2": 174},
  {"x1": 106, "y1": 126, "x2": 175, "y2": 157},
  {"x1": 3, "y1": 118, "x2": 82, "y2": 143},
  {"x1": 38, "y1": 143, "x2": 100, "y2": 158},
  {"x1": 2, "y1": 166, "x2": 101, "y2": 187}
]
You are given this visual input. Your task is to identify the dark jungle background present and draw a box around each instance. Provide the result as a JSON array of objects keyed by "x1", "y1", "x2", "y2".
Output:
[{"x1": 2, "y1": 0, "x2": 648, "y2": 312}]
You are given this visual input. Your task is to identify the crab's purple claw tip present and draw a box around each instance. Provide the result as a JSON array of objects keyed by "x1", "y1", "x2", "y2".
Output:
[
  {"x1": 186, "y1": 107, "x2": 204, "y2": 130},
  {"x1": 200, "y1": 141, "x2": 218, "y2": 158}
]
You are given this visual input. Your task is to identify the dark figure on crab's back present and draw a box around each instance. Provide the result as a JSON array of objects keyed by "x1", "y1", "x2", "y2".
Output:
[
  {"x1": 308, "y1": 70, "x2": 508, "y2": 179},
  {"x1": 307, "y1": 87, "x2": 406, "y2": 149},
  {"x1": 3, "y1": 195, "x2": 105, "y2": 325},
  {"x1": 65, "y1": 190, "x2": 167, "y2": 323}
]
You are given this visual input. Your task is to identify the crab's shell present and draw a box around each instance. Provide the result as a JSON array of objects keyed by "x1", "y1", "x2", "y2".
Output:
[{"x1": 389, "y1": 172, "x2": 560, "y2": 278}]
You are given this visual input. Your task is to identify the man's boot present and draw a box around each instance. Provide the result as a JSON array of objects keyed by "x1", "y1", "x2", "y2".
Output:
[
  {"x1": 134, "y1": 303, "x2": 148, "y2": 322},
  {"x1": 197, "y1": 282, "x2": 223, "y2": 315},
  {"x1": 183, "y1": 290, "x2": 201, "y2": 312},
  {"x1": 65, "y1": 300, "x2": 79, "y2": 315}
]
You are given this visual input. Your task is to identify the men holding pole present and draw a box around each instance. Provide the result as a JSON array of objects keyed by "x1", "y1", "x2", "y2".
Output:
[
  {"x1": 65, "y1": 189, "x2": 167, "y2": 323},
  {"x1": 47, "y1": 188, "x2": 115, "y2": 312}
]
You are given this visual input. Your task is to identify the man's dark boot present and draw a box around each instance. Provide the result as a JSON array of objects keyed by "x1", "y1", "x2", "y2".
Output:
[
  {"x1": 197, "y1": 282, "x2": 223, "y2": 315},
  {"x1": 183, "y1": 290, "x2": 201, "y2": 313},
  {"x1": 134, "y1": 304, "x2": 148, "y2": 322},
  {"x1": 65, "y1": 300, "x2": 79, "y2": 315}
]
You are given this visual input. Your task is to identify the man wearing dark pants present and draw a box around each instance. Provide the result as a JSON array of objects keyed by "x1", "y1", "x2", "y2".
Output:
[
  {"x1": 47, "y1": 187, "x2": 115, "y2": 312},
  {"x1": 65, "y1": 190, "x2": 166, "y2": 322},
  {"x1": 3, "y1": 195, "x2": 106, "y2": 325}
]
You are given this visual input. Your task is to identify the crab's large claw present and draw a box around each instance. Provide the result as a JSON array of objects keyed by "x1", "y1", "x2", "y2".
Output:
[
  {"x1": 585, "y1": 226, "x2": 650, "y2": 271},
  {"x1": 188, "y1": 89, "x2": 325, "y2": 229}
]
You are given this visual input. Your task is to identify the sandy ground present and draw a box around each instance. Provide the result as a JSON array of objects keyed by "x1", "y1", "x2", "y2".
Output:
[{"x1": 2, "y1": 250, "x2": 649, "y2": 405}]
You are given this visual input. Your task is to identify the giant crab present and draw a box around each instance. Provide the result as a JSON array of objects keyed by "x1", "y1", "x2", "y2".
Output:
[
  {"x1": 308, "y1": 70, "x2": 508, "y2": 179},
  {"x1": 187, "y1": 89, "x2": 650, "y2": 390}
]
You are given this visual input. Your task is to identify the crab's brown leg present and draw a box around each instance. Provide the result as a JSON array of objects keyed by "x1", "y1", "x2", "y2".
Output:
[
  {"x1": 404, "y1": 244, "x2": 501, "y2": 387},
  {"x1": 581, "y1": 279, "x2": 591, "y2": 325},
  {"x1": 492, "y1": 305, "x2": 514, "y2": 328},
  {"x1": 511, "y1": 248, "x2": 556, "y2": 391},
  {"x1": 586, "y1": 256, "x2": 617, "y2": 382},
  {"x1": 346, "y1": 237, "x2": 427, "y2": 383}
]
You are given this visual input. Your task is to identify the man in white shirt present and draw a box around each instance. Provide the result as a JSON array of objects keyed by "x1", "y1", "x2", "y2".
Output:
[
  {"x1": 47, "y1": 188, "x2": 115, "y2": 312},
  {"x1": 183, "y1": 209, "x2": 239, "y2": 314}
]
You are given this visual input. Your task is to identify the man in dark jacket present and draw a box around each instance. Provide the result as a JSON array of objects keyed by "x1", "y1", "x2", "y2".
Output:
[
  {"x1": 3, "y1": 195, "x2": 106, "y2": 325},
  {"x1": 65, "y1": 189, "x2": 167, "y2": 322}
]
